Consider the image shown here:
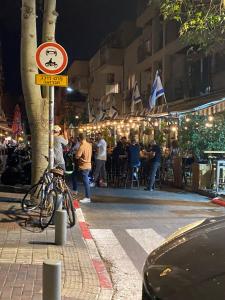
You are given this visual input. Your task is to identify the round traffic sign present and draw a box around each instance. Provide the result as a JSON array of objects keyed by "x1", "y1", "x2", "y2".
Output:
[{"x1": 36, "y1": 42, "x2": 68, "y2": 75}]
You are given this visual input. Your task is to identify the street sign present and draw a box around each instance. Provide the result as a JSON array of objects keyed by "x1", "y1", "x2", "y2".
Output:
[
  {"x1": 35, "y1": 74, "x2": 68, "y2": 87},
  {"x1": 35, "y1": 42, "x2": 68, "y2": 75}
]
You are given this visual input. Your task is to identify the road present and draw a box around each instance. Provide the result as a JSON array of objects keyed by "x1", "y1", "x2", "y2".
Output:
[{"x1": 80, "y1": 200, "x2": 225, "y2": 300}]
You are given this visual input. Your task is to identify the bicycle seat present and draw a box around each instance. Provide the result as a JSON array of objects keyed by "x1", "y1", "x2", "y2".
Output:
[{"x1": 50, "y1": 168, "x2": 64, "y2": 176}]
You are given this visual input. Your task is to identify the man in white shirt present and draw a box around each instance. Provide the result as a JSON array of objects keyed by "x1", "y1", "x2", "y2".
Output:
[
  {"x1": 53, "y1": 125, "x2": 68, "y2": 170},
  {"x1": 91, "y1": 132, "x2": 107, "y2": 187}
]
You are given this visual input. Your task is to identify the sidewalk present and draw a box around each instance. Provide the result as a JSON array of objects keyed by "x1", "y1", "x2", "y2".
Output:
[
  {"x1": 0, "y1": 192, "x2": 113, "y2": 300},
  {"x1": 90, "y1": 186, "x2": 210, "y2": 205}
]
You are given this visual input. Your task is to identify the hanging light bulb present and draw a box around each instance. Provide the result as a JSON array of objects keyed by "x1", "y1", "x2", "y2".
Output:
[
  {"x1": 208, "y1": 115, "x2": 214, "y2": 122},
  {"x1": 186, "y1": 117, "x2": 191, "y2": 122},
  {"x1": 154, "y1": 121, "x2": 159, "y2": 127},
  {"x1": 171, "y1": 126, "x2": 177, "y2": 132},
  {"x1": 205, "y1": 122, "x2": 213, "y2": 128}
]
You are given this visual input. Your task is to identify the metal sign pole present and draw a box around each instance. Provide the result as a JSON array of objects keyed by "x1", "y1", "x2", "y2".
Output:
[{"x1": 49, "y1": 86, "x2": 54, "y2": 170}]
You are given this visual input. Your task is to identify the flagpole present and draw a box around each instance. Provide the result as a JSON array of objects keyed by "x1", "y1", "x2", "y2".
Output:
[
  {"x1": 163, "y1": 94, "x2": 167, "y2": 104},
  {"x1": 87, "y1": 97, "x2": 91, "y2": 123}
]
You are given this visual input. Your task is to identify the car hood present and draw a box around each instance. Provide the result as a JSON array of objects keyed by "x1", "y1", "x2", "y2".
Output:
[{"x1": 144, "y1": 215, "x2": 225, "y2": 300}]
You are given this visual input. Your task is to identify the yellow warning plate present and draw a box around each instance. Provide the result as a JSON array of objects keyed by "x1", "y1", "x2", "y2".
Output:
[{"x1": 35, "y1": 74, "x2": 68, "y2": 87}]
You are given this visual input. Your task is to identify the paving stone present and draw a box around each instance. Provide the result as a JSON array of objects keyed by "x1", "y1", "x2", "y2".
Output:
[{"x1": 0, "y1": 197, "x2": 111, "y2": 300}]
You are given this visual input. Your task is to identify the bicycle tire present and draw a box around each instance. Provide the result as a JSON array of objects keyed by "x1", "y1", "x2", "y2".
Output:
[
  {"x1": 39, "y1": 189, "x2": 57, "y2": 229},
  {"x1": 21, "y1": 182, "x2": 43, "y2": 212},
  {"x1": 64, "y1": 189, "x2": 76, "y2": 227}
]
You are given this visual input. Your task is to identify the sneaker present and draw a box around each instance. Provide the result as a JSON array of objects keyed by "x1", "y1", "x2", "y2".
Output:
[
  {"x1": 80, "y1": 198, "x2": 91, "y2": 203},
  {"x1": 90, "y1": 182, "x2": 96, "y2": 187},
  {"x1": 144, "y1": 188, "x2": 154, "y2": 192}
]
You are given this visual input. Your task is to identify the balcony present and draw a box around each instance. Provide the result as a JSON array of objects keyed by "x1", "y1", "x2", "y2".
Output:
[
  {"x1": 71, "y1": 76, "x2": 88, "y2": 94},
  {"x1": 99, "y1": 47, "x2": 124, "y2": 73},
  {"x1": 137, "y1": 1, "x2": 156, "y2": 28},
  {"x1": 137, "y1": 40, "x2": 152, "y2": 63}
]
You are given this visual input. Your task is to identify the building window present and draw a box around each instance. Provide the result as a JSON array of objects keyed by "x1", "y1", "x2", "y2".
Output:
[
  {"x1": 128, "y1": 74, "x2": 135, "y2": 90},
  {"x1": 106, "y1": 73, "x2": 115, "y2": 84},
  {"x1": 145, "y1": 39, "x2": 152, "y2": 55},
  {"x1": 105, "y1": 83, "x2": 120, "y2": 95}
]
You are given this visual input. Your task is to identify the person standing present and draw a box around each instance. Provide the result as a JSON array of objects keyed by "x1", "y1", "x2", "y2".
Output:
[
  {"x1": 91, "y1": 132, "x2": 107, "y2": 187},
  {"x1": 53, "y1": 125, "x2": 68, "y2": 170},
  {"x1": 127, "y1": 139, "x2": 140, "y2": 168},
  {"x1": 145, "y1": 140, "x2": 161, "y2": 191},
  {"x1": 72, "y1": 133, "x2": 92, "y2": 203}
]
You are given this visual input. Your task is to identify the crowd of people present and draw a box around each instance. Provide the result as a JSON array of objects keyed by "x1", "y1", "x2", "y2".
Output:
[
  {"x1": 0, "y1": 138, "x2": 31, "y2": 185},
  {"x1": 53, "y1": 125, "x2": 169, "y2": 203},
  {"x1": 0, "y1": 126, "x2": 192, "y2": 196}
]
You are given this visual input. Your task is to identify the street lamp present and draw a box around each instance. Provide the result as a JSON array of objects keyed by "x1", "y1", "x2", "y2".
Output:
[{"x1": 66, "y1": 87, "x2": 73, "y2": 93}]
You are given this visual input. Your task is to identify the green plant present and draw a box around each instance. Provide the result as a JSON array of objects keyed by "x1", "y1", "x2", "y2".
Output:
[
  {"x1": 161, "y1": 0, "x2": 225, "y2": 53},
  {"x1": 179, "y1": 113, "x2": 225, "y2": 158}
]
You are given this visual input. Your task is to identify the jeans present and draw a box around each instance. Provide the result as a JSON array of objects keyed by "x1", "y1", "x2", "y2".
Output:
[
  {"x1": 72, "y1": 169, "x2": 91, "y2": 198},
  {"x1": 93, "y1": 159, "x2": 107, "y2": 182},
  {"x1": 147, "y1": 162, "x2": 160, "y2": 190}
]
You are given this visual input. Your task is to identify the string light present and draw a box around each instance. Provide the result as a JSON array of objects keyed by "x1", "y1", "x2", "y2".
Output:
[
  {"x1": 154, "y1": 121, "x2": 159, "y2": 127},
  {"x1": 171, "y1": 126, "x2": 177, "y2": 132},
  {"x1": 185, "y1": 117, "x2": 190, "y2": 122},
  {"x1": 205, "y1": 122, "x2": 213, "y2": 128},
  {"x1": 208, "y1": 115, "x2": 214, "y2": 122}
]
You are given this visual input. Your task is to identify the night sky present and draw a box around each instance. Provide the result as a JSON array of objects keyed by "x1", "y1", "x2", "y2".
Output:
[{"x1": 0, "y1": 0, "x2": 137, "y2": 95}]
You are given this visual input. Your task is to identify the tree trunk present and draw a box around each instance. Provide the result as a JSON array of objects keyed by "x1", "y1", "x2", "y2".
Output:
[{"x1": 21, "y1": 0, "x2": 57, "y2": 184}]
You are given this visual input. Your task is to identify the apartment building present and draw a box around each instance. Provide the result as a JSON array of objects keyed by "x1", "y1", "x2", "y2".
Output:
[
  {"x1": 68, "y1": 0, "x2": 225, "y2": 122},
  {"x1": 134, "y1": 0, "x2": 225, "y2": 105},
  {"x1": 55, "y1": 60, "x2": 89, "y2": 125}
]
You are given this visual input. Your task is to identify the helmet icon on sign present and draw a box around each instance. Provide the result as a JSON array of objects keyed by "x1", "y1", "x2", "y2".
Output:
[{"x1": 46, "y1": 48, "x2": 57, "y2": 56}]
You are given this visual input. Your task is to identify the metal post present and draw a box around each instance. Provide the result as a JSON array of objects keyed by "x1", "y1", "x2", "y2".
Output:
[
  {"x1": 43, "y1": 260, "x2": 61, "y2": 300},
  {"x1": 55, "y1": 210, "x2": 67, "y2": 246},
  {"x1": 114, "y1": 126, "x2": 117, "y2": 146},
  {"x1": 49, "y1": 86, "x2": 55, "y2": 170}
]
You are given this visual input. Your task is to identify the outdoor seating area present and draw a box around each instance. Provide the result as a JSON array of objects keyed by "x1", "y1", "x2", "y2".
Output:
[{"x1": 74, "y1": 95, "x2": 225, "y2": 196}]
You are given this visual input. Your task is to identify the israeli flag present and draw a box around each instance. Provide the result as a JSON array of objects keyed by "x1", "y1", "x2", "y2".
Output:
[
  {"x1": 132, "y1": 81, "x2": 142, "y2": 104},
  {"x1": 131, "y1": 81, "x2": 142, "y2": 114},
  {"x1": 149, "y1": 71, "x2": 165, "y2": 110}
]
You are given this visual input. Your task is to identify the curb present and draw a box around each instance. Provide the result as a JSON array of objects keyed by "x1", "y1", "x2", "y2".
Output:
[
  {"x1": 211, "y1": 197, "x2": 225, "y2": 207},
  {"x1": 73, "y1": 199, "x2": 113, "y2": 298}
]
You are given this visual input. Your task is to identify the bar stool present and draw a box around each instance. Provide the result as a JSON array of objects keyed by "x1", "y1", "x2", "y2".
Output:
[{"x1": 125, "y1": 165, "x2": 140, "y2": 189}]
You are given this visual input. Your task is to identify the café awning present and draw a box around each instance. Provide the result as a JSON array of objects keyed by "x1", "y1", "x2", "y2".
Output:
[
  {"x1": 169, "y1": 91, "x2": 225, "y2": 116},
  {"x1": 147, "y1": 91, "x2": 225, "y2": 118}
]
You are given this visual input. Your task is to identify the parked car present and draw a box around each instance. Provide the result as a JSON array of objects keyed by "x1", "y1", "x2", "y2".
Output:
[{"x1": 142, "y1": 216, "x2": 225, "y2": 300}]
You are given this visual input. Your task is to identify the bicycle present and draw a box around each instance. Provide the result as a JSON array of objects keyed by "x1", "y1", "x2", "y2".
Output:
[
  {"x1": 39, "y1": 168, "x2": 76, "y2": 229},
  {"x1": 21, "y1": 166, "x2": 52, "y2": 212}
]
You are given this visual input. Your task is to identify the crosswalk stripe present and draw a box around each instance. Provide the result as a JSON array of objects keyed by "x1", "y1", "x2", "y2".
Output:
[
  {"x1": 126, "y1": 228, "x2": 165, "y2": 254},
  {"x1": 91, "y1": 229, "x2": 142, "y2": 300}
]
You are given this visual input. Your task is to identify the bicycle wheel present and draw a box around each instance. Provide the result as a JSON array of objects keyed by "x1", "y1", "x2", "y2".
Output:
[
  {"x1": 21, "y1": 182, "x2": 43, "y2": 212},
  {"x1": 63, "y1": 189, "x2": 76, "y2": 227},
  {"x1": 39, "y1": 189, "x2": 57, "y2": 229}
]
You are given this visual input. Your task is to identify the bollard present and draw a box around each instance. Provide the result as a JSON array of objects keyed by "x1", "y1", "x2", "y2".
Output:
[
  {"x1": 43, "y1": 260, "x2": 61, "y2": 300},
  {"x1": 55, "y1": 209, "x2": 67, "y2": 246},
  {"x1": 52, "y1": 194, "x2": 63, "y2": 225}
]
